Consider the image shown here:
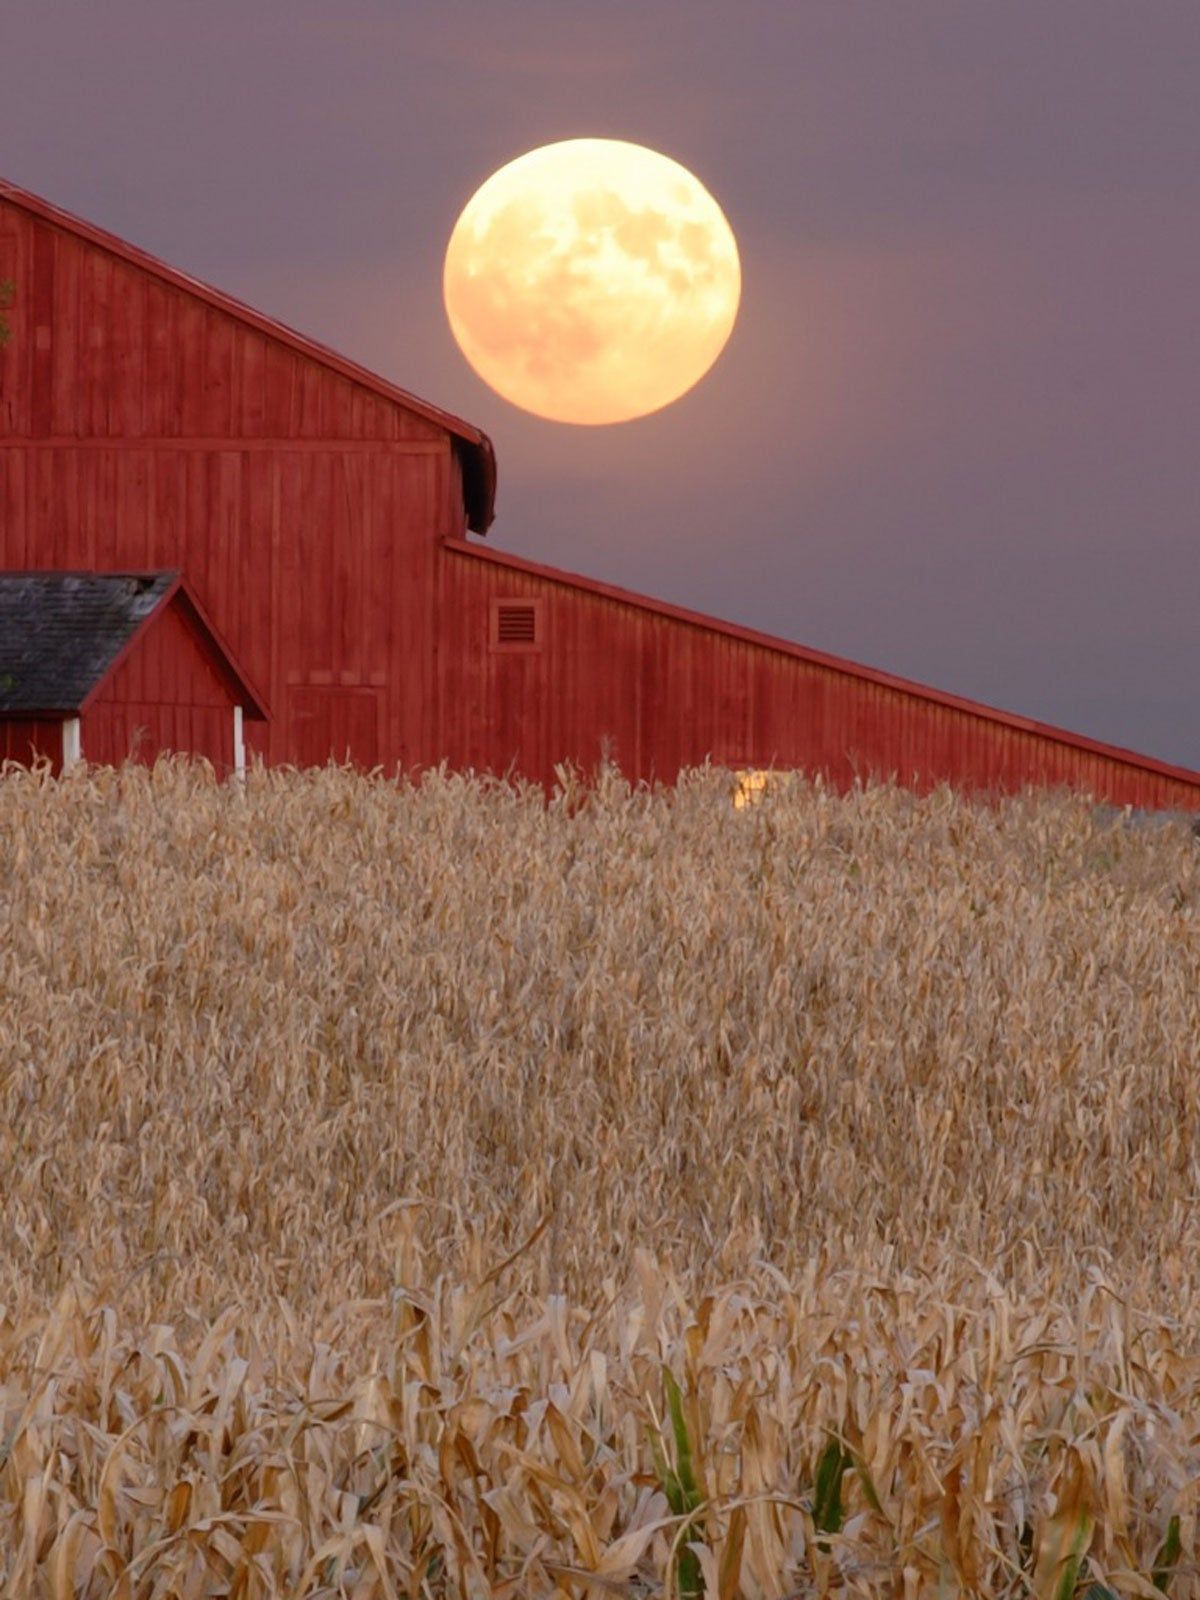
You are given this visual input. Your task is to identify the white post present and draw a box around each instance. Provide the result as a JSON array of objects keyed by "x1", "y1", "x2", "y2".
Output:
[
  {"x1": 61, "y1": 717, "x2": 82, "y2": 771},
  {"x1": 233, "y1": 704, "x2": 246, "y2": 782}
]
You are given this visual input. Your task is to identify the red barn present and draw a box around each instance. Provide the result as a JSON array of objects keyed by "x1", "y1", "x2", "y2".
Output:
[{"x1": 2, "y1": 175, "x2": 1199, "y2": 809}]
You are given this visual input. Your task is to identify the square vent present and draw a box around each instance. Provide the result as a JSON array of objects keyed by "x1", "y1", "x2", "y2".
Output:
[{"x1": 491, "y1": 598, "x2": 543, "y2": 652}]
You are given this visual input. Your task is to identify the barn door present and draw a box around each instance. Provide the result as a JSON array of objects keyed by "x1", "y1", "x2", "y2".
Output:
[{"x1": 289, "y1": 687, "x2": 382, "y2": 770}]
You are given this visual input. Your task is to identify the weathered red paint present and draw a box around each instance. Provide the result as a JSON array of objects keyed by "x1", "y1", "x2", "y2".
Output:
[
  {"x1": 438, "y1": 540, "x2": 1200, "y2": 812},
  {"x1": 0, "y1": 717, "x2": 61, "y2": 772},
  {"x1": 81, "y1": 591, "x2": 249, "y2": 773},
  {"x1": 436, "y1": 538, "x2": 1200, "y2": 808},
  {"x1": 2, "y1": 176, "x2": 1198, "y2": 810},
  {"x1": 1, "y1": 574, "x2": 264, "y2": 775}
]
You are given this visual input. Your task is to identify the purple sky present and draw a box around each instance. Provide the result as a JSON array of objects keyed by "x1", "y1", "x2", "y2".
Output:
[{"x1": 6, "y1": 1, "x2": 1199, "y2": 765}]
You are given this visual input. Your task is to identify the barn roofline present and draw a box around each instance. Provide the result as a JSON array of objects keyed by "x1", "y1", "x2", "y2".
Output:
[
  {"x1": 0, "y1": 176, "x2": 497, "y2": 533},
  {"x1": 78, "y1": 571, "x2": 272, "y2": 720},
  {"x1": 0, "y1": 569, "x2": 270, "y2": 720},
  {"x1": 162, "y1": 575, "x2": 272, "y2": 722},
  {"x1": 442, "y1": 535, "x2": 1200, "y2": 795}
]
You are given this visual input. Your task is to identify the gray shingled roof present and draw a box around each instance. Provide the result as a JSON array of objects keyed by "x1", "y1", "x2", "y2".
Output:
[{"x1": 0, "y1": 572, "x2": 178, "y2": 714}]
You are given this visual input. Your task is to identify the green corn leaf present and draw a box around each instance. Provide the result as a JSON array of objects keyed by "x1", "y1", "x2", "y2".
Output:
[
  {"x1": 813, "y1": 1436, "x2": 852, "y2": 1542},
  {"x1": 654, "y1": 1372, "x2": 705, "y2": 1600},
  {"x1": 677, "y1": 1542, "x2": 703, "y2": 1600},
  {"x1": 647, "y1": 1423, "x2": 686, "y2": 1515},
  {"x1": 663, "y1": 1368, "x2": 701, "y2": 1510},
  {"x1": 1051, "y1": 1512, "x2": 1094, "y2": 1600},
  {"x1": 1152, "y1": 1514, "x2": 1181, "y2": 1594}
]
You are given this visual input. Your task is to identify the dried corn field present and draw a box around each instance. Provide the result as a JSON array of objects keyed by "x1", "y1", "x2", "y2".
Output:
[{"x1": 3, "y1": 756, "x2": 1200, "y2": 1600}]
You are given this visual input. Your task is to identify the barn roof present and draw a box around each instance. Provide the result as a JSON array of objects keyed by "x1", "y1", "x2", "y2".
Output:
[
  {"x1": 0, "y1": 571, "x2": 269, "y2": 719},
  {"x1": 0, "y1": 176, "x2": 497, "y2": 534}
]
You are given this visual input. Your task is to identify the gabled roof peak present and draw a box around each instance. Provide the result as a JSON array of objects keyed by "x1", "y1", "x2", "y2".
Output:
[
  {"x1": 0, "y1": 569, "x2": 268, "y2": 718},
  {"x1": 0, "y1": 176, "x2": 496, "y2": 532}
]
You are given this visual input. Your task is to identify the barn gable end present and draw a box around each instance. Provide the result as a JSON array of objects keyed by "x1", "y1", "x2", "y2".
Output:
[
  {"x1": 83, "y1": 595, "x2": 250, "y2": 774},
  {"x1": 0, "y1": 176, "x2": 493, "y2": 773}
]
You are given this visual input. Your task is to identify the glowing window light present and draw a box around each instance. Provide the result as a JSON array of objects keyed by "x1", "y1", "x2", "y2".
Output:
[{"x1": 733, "y1": 769, "x2": 772, "y2": 810}]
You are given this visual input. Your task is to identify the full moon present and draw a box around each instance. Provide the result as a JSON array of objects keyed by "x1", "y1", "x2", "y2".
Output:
[{"x1": 443, "y1": 139, "x2": 741, "y2": 425}]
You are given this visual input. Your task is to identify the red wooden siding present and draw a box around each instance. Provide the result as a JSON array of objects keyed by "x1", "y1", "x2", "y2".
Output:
[
  {"x1": 82, "y1": 704, "x2": 232, "y2": 771},
  {"x1": 436, "y1": 540, "x2": 1200, "y2": 811},
  {"x1": 0, "y1": 191, "x2": 473, "y2": 775},
  {"x1": 0, "y1": 718, "x2": 62, "y2": 773},
  {"x1": 82, "y1": 597, "x2": 238, "y2": 773},
  {"x1": 289, "y1": 687, "x2": 383, "y2": 770}
]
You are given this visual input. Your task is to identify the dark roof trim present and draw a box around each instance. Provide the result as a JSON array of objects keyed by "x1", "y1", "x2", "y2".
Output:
[
  {"x1": 442, "y1": 536, "x2": 1200, "y2": 794},
  {"x1": 0, "y1": 176, "x2": 497, "y2": 533}
]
